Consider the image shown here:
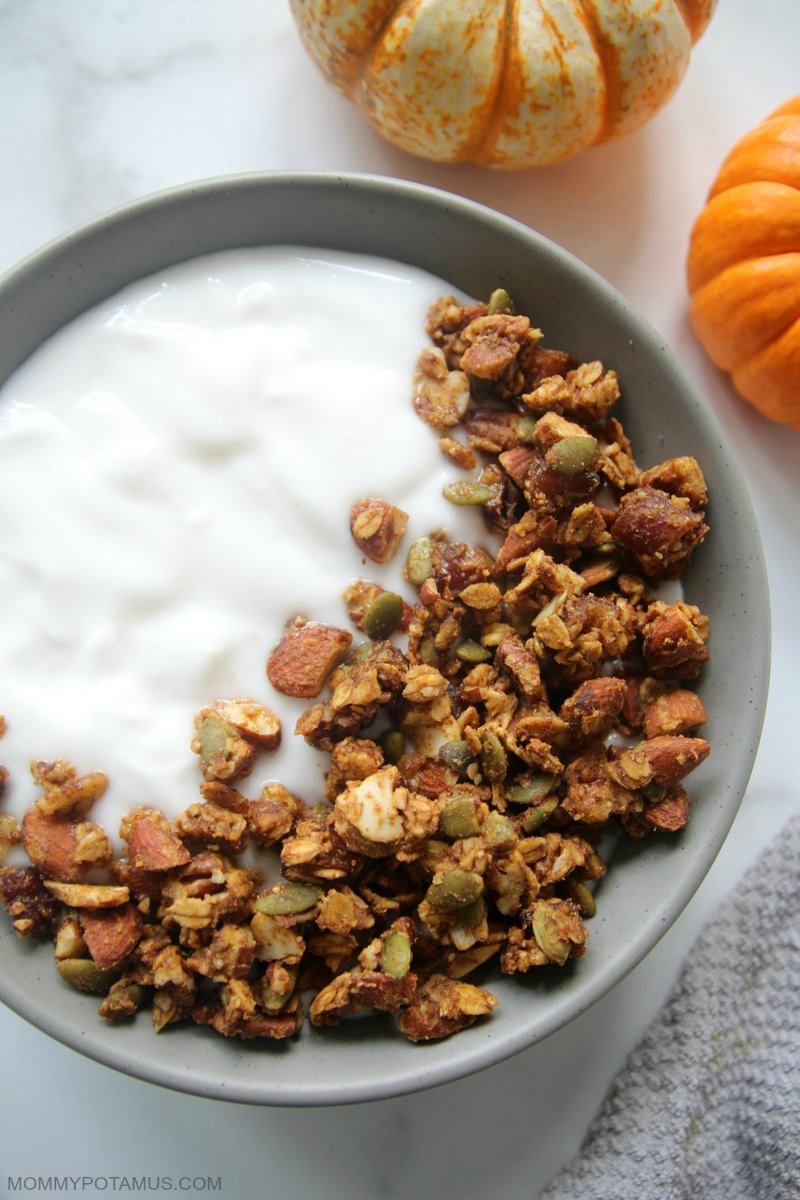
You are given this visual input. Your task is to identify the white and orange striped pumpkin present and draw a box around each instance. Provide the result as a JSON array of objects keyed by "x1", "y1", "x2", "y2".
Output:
[{"x1": 289, "y1": 0, "x2": 718, "y2": 168}]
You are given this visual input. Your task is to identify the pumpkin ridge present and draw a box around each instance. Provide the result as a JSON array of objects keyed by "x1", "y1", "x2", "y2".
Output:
[
  {"x1": 356, "y1": 0, "x2": 422, "y2": 96},
  {"x1": 291, "y1": 0, "x2": 406, "y2": 95},
  {"x1": 731, "y1": 315, "x2": 800, "y2": 429},
  {"x1": 573, "y1": 0, "x2": 616, "y2": 142},
  {"x1": 671, "y1": 0, "x2": 715, "y2": 44},
  {"x1": 465, "y1": 0, "x2": 517, "y2": 165},
  {"x1": 731, "y1": 304, "x2": 800, "y2": 366},
  {"x1": 686, "y1": 181, "x2": 800, "y2": 291},
  {"x1": 690, "y1": 252, "x2": 800, "y2": 370},
  {"x1": 670, "y1": 0, "x2": 693, "y2": 37},
  {"x1": 709, "y1": 114, "x2": 800, "y2": 197}
]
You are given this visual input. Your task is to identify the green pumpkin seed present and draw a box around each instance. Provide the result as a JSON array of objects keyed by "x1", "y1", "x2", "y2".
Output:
[
  {"x1": 380, "y1": 930, "x2": 412, "y2": 980},
  {"x1": 439, "y1": 795, "x2": 481, "y2": 840},
  {"x1": 406, "y1": 537, "x2": 433, "y2": 586},
  {"x1": 255, "y1": 883, "x2": 320, "y2": 916},
  {"x1": 419, "y1": 636, "x2": 438, "y2": 665},
  {"x1": 345, "y1": 640, "x2": 373, "y2": 664},
  {"x1": 421, "y1": 839, "x2": 451, "y2": 871},
  {"x1": 111, "y1": 980, "x2": 146, "y2": 1006},
  {"x1": 379, "y1": 729, "x2": 405, "y2": 765},
  {"x1": 567, "y1": 878, "x2": 596, "y2": 919},
  {"x1": 507, "y1": 773, "x2": 558, "y2": 806},
  {"x1": 487, "y1": 288, "x2": 515, "y2": 316},
  {"x1": 443, "y1": 480, "x2": 492, "y2": 506},
  {"x1": 57, "y1": 957, "x2": 118, "y2": 995},
  {"x1": 455, "y1": 639, "x2": 492, "y2": 664},
  {"x1": 516, "y1": 415, "x2": 538, "y2": 444},
  {"x1": 531, "y1": 903, "x2": 571, "y2": 965},
  {"x1": 483, "y1": 810, "x2": 517, "y2": 850},
  {"x1": 195, "y1": 713, "x2": 233, "y2": 764},
  {"x1": 479, "y1": 729, "x2": 507, "y2": 783},
  {"x1": 261, "y1": 965, "x2": 298, "y2": 1011},
  {"x1": 520, "y1": 795, "x2": 560, "y2": 833},
  {"x1": 426, "y1": 869, "x2": 484, "y2": 912},
  {"x1": 453, "y1": 895, "x2": 487, "y2": 930},
  {"x1": 548, "y1": 435, "x2": 598, "y2": 476},
  {"x1": 363, "y1": 591, "x2": 404, "y2": 640},
  {"x1": 437, "y1": 740, "x2": 474, "y2": 776}
]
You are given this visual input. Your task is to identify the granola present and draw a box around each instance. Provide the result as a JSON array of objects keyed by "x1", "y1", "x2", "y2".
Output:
[{"x1": 0, "y1": 287, "x2": 711, "y2": 1049}]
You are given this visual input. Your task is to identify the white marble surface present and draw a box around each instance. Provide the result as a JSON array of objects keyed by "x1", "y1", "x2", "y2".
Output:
[{"x1": 0, "y1": 1, "x2": 797, "y2": 1195}]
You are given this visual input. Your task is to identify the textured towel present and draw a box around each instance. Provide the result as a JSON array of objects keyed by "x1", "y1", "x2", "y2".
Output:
[{"x1": 540, "y1": 813, "x2": 800, "y2": 1200}]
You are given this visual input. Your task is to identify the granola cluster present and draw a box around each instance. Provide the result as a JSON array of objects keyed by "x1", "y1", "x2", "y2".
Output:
[{"x1": 0, "y1": 289, "x2": 711, "y2": 1047}]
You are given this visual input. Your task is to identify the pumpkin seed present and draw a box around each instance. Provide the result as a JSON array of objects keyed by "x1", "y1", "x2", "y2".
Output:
[
  {"x1": 115, "y1": 980, "x2": 147, "y2": 1005},
  {"x1": 261, "y1": 964, "x2": 298, "y2": 1011},
  {"x1": 531, "y1": 904, "x2": 571, "y2": 964},
  {"x1": 101, "y1": 979, "x2": 147, "y2": 1015},
  {"x1": 419, "y1": 636, "x2": 438, "y2": 665},
  {"x1": 406, "y1": 537, "x2": 433, "y2": 586},
  {"x1": 548, "y1": 435, "x2": 598, "y2": 476},
  {"x1": 195, "y1": 713, "x2": 234, "y2": 767},
  {"x1": 57, "y1": 957, "x2": 118, "y2": 995},
  {"x1": 380, "y1": 930, "x2": 412, "y2": 980},
  {"x1": 480, "y1": 621, "x2": 515, "y2": 647},
  {"x1": 426, "y1": 869, "x2": 484, "y2": 912},
  {"x1": 439, "y1": 795, "x2": 481, "y2": 839},
  {"x1": 345, "y1": 640, "x2": 373, "y2": 664},
  {"x1": 255, "y1": 883, "x2": 320, "y2": 916},
  {"x1": 567, "y1": 878, "x2": 596, "y2": 919},
  {"x1": 443, "y1": 480, "x2": 492, "y2": 506},
  {"x1": 362, "y1": 591, "x2": 404, "y2": 640},
  {"x1": 487, "y1": 287, "x2": 515, "y2": 316},
  {"x1": 507, "y1": 773, "x2": 557, "y2": 806},
  {"x1": 379, "y1": 729, "x2": 405, "y2": 765},
  {"x1": 483, "y1": 810, "x2": 517, "y2": 850},
  {"x1": 479, "y1": 729, "x2": 507, "y2": 783},
  {"x1": 421, "y1": 839, "x2": 451, "y2": 871},
  {"x1": 516, "y1": 415, "x2": 538, "y2": 444},
  {"x1": 520, "y1": 795, "x2": 560, "y2": 833},
  {"x1": 453, "y1": 895, "x2": 487, "y2": 930},
  {"x1": 455, "y1": 639, "x2": 491, "y2": 664},
  {"x1": 437, "y1": 740, "x2": 474, "y2": 776}
]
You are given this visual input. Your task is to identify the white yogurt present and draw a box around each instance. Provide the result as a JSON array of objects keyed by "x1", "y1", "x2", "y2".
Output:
[{"x1": 0, "y1": 247, "x2": 488, "y2": 837}]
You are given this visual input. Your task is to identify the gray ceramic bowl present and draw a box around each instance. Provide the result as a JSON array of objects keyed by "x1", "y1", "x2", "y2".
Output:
[{"x1": 0, "y1": 173, "x2": 769, "y2": 1106}]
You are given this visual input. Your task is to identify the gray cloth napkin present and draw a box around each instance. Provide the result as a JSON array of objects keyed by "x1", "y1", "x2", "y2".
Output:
[{"x1": 540, "y1": 812, "x2": 800, "y2": 1200}]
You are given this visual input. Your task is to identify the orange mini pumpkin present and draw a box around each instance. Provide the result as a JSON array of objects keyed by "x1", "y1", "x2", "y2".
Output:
[{"x1": 687, "y1": 97, "x2": 800, "y2": 431}]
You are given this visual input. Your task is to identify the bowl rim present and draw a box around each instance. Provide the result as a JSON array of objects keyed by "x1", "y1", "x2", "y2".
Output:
[{"x1": 0, "y1": 170, "x2": 771, "y2": 1106}]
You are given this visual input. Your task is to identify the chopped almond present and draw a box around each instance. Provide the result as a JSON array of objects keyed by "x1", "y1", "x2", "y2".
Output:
[
  {"x1": 22, "y1": 808, "x2": 90, "y2": 882},
  {"x1": 267, "y1": 620, "x2": 352, "y2": 698},
  {"x1": 124, "y1": 808, "x2": 191, "y2": 872},
  {"x1": 82, "y1": 904, "x2": 143, "y2": 970}
]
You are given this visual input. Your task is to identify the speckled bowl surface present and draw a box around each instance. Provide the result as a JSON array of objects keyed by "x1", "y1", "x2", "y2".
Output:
[{"x1": 0, "y1": 173, "x2": 769, "y2": 1106}]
